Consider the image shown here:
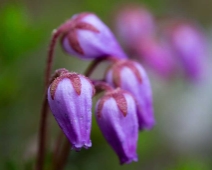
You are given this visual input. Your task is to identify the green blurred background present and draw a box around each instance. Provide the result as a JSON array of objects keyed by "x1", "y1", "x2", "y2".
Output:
[{"x1": 0, "y1": 0, "x2": 212, "y2": 169}]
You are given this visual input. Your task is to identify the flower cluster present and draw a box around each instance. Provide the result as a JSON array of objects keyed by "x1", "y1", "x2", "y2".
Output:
[
  {"x1": 46, "y1": 12, "x2": 155, "y2": 164},
  {"x1": 115, "y1": 5, "x2": 207, "y2": 81}
]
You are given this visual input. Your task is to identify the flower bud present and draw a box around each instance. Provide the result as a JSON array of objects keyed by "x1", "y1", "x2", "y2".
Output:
[
  {"x1": 47, "y1": 72, "x2": 94, "y2": 150},
  {"x1": 115, "y1": 5, "x2": 155, "y2": 50},
  {"x1": 136, "y1": 37, "x2": 177, "y2": 79},
  {"x1": 61, "y1": 12, "x2": 127, "y2": 59},
  {"x1": 95, "y1": 88, "x2": 138, "y2": 164},
  {"x1": 163, "y1": 20, "x2": 207, "y2": 81},
  {"x1": 105, "y1": 60, "x2": 155, "y2": 130}
]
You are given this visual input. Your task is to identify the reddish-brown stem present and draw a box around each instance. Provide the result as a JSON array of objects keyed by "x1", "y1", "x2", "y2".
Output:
[
  {"x1": 36, "y1": 20, "x2": 74, "y2": 170},
  {"x1": 53, "y1": 56, "x2": 117, "y2": 170},
  {"x1": 45, "y1": 29, "x2": 62, "y2": 88},
  {"x1": 53, "y1": 137, "x2": 71, "y2": 170},
  {"x1": 93, "y1": 80, "x2": 114, "y2": 93},
  {"x1": 84, "y1": 56, "x2": 119, "y2": 77},
  {"x1": 36, "y1": 29, "x2": 63, "y2": 170},
  {"x1": 45, "y1": 19, "x2": 74, "y2": 88},
  {"x1": 36, "y1": 30, "x2": 62, "y2": 170},
  {"x1": 36, "y1": 95, "x2": 48, "y2": 170},
  {"x1": 53, "y1": 131, "x2": 64, "y2": 165}
]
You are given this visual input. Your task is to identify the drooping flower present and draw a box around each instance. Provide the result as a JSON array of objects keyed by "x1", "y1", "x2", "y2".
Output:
[
  {"x1": 162, "y1": 20, "x2": 207, "y2": 81},
  {"x1": 61, "y1": 12, "x2": 127, "y2": 59},
  {"x1": 115, "y1": 5, "x2": 155, "y2": 51},
  {"x1": 136, "y1": 37, "x2": 177, "y2": 79},
  {"x1": 47, "y1": 71, "x2": 95, "y2": 150},
  {"x1": 95, "y1": 88, "x2": 138, "y2": 164},
  {"x1": 105, "y1": 60, "x2": 155, "y2": 130}
]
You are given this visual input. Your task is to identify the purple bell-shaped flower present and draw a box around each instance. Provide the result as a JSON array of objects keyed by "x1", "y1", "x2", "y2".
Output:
[
  {"x1": 61, "y1": 12, "x2": 127, "y2": 59},
  {"x1": 136, "y1": 37, "x2": 177, "y2": 79},
  {"x1": 105, "y1": 60, "x2": 155, "y2": 130},
  {"x1": 95, "y1": 88, "x2": 138, "y2": 164},
  {"x1": 47, "y1": 71, "x2": 94, "y2": 150},
  {"x1": 115, "y1": 5, "x2": 155, "y2": 51},
  {"x1": 163, "y1": 20, "x2": 207, "y2": 81}
]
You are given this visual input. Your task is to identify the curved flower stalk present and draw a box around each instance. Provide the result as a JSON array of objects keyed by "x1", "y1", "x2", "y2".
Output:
[
  {"x1": 47, "y1": 71, "x2": 95, "y2": 150},
  {"x1": 37, "y1": 10, "x2": 158, "y2": 169},
  {"x1": 115, "y1": 5, "x2": 155, "y2": 50},
  {"x1": 105, "y1": 60, "x2": 155, "y2": 130},
  {"x1": 95, "y1": 88, "x2": 138, "y2": 164},
  {"x1": 61, "y1": 12, "x2": 128, "y2": 59},
  {"x1": 45, "y1": 12, "x2": 127, "y2": 88},
  {"x1": 162, "y1": 20, "x2": 207, "y2": 81}
]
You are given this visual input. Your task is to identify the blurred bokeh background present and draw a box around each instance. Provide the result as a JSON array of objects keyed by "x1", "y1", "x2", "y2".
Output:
[{"x1": 0, "y1": 0, "x2": 212, "y2": 169}]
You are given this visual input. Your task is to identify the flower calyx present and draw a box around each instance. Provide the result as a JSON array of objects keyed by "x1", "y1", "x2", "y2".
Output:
[
  {"x1": 50, "y1": 72, "x2": 82, "y2": 100},
  {"x1": 97, "y1": 88, "x2": 128, "y2": 118},
  {"x1": 60, "y1": 13, "x2": 100, "y2": 55},
  {"x1": 107, "y1": 60, "x2": 142, "y2": 87}
]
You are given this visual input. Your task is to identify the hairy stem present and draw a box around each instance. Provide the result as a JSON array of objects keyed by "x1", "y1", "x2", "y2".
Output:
[
  {"x1": 36, "y1": 29, "x2": 61, "y2": 170},
  {"x1": 36, "y1": 95, "x2": 48, "y2": 170},
  {"x1": 84, "y1": 56, "x2": 118, "y2": 77},
  {"x1": 53, "y1": 56, "x2": 117, "y2": 170},
  {"x1": 53, "y1": 132, "x2": 64, "y2": 165},
  {"x1": 36, "y1": 19, "x2": 74, "y2": 170},
  {"x1": 45, "y1": 29, "x2": 61, "y2": 88},
  {"x1": 53, "y1": 137, "x2": 71, "y2": 170},
  {"x1": 92, "y1": 80, "x2": 114, "y2": 93}
]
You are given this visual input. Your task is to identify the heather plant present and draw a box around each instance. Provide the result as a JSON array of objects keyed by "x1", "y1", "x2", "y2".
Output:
[
  {"x1": 0, "y1": 1, "x2": 211, "y2": 170},
  {"x1": 35, "y1": 5, "x2": 208, "y2": 170},
  {"x1": 36, "y1": 12, "x2": 155, "y2": 170}
]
